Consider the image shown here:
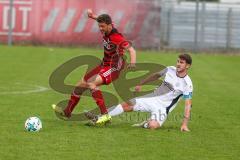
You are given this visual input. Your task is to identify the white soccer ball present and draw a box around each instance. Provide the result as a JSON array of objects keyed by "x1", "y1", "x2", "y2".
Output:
[{"x1": 24, "y1": 117, "x2": 42, "y2": 132}]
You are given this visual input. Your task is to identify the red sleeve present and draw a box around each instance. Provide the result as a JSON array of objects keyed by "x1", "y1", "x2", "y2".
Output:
[{"x1": 110, "y1": 33, "x2": 131, "y2": 50}]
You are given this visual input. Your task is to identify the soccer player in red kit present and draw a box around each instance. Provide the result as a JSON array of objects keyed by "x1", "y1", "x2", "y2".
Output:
[{"x1": 52, "y1": 9, "x2": 136, "y2": 125}]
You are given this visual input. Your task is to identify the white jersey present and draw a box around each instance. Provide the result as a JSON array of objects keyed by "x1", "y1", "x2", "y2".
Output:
[{"x1": 153, "y1": 66, "x2": 193, "y2": 113}]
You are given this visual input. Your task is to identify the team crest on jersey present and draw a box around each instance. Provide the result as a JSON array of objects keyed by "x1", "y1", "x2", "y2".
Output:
[{"x1": 103, "y1": 39, "x2": 117, "y2": 52}]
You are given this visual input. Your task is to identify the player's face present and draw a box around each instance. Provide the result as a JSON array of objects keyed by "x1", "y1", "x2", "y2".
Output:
[
  {"x1": 176, "y1": 58, "x2": 190, "y2": 72},
  {"x1": 98, "y1": 23, "x2": 111, "y2": 34}
]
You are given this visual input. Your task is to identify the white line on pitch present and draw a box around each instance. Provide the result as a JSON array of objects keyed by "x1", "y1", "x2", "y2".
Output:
[{"x1": 0, "y1": 85, "x2": 49, "y2": 95}]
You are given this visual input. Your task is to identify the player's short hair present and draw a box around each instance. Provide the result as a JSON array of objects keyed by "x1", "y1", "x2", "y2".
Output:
[
  {"x1": 97, "y1": 14, "x2": 112, "y2": 25},
  {"x1": 179, "y1": 53, "x2": 192, "y2": 65}
]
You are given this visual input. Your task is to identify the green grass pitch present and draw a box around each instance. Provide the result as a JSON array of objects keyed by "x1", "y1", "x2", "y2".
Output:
[{"x1": 0, "y1": 45, "x2": 239, "y2": 160}]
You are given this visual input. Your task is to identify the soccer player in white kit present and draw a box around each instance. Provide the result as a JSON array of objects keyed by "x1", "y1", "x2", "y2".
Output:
[{"x1": 107, "y1": 54, "x2": 193, "y2": 131}]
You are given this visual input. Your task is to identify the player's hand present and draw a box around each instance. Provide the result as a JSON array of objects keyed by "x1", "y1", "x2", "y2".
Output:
[
  {"x1": 135, "y1": 85, "x2": 142, "y2": 92},
  {"x1": 127, "y1": 63, "x2": 136, "y2": 69},
  {"x1": 181, "y1": 125, "x2": 190, "y2": 132},
  {"x1": 87, "y1": 9, "x2": 94, "y2": 19}
]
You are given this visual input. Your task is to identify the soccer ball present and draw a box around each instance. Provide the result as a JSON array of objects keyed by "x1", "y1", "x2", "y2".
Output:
[{"x1": 24, "y1": 117, "x2": 42, "y2": 132}]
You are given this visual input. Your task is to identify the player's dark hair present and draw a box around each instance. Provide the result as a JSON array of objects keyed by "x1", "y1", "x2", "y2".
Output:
[
  {"x1": 179, "y1": 53, "x2": 192, "y2": 65},
  {"x1": 97, "y1": 14, "x2": 112, "y2": 25}
]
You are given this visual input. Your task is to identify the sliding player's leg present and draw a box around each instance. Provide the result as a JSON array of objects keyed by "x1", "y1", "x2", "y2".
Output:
[
  {"x1": 109, "y1": 93, "x2": 167, "y2": 129},
  {"x1": 108, "y1": 101, "x2": 134, "y2": 116},
  {"x1": 108, "y1": 93, "x2": 155, "y2": 118},
  {"x1": 94, "y1": 101, "x2": 133, "y2": 125}
]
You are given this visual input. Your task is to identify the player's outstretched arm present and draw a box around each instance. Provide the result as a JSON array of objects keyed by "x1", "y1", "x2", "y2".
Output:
[
  {"x1": 181, "y1": 99, "x2": 192, "y2": 132},
  {"x1": 87, "y1": 9, "x2": 97, "y2": 20},
  {"x1": 127, "y1": 47, "x2": 136, "y2": 69},
  {"x1": 135, "y1": 72, "x2": 161, "y2": 92}
]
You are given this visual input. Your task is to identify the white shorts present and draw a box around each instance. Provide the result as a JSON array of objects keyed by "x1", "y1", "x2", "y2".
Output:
[{"x1": 130, "y1": 93, "x2": 168, "y2": 126}]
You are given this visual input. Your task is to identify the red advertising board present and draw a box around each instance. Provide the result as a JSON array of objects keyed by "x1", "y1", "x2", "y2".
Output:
[{"x1": 0, "y1": 0, "x2": 160, "y2": 48}]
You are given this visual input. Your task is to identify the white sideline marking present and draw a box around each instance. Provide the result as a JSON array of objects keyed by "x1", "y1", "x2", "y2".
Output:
[{"x1": 0, "y1": 84, "x2": 49, "y2": 95}]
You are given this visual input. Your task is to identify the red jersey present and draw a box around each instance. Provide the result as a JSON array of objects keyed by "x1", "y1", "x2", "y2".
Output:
[{"x1": 102, "y1": 28, "x2": 130, "y2": 67}]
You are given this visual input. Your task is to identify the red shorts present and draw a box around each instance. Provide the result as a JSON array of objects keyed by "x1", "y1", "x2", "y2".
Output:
[{"x1": 84, "y1": 61, "x2": 125, "y2": 85}]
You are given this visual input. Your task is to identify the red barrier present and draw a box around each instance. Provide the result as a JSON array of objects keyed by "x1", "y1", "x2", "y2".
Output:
[{"x1": 0, "y1": 0, "x2": 160, "y2": 48}]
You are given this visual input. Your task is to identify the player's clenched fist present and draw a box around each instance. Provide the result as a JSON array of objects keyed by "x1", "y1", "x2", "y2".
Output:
[
  {"x1": 127, "y1": 63, "x2": 136, "y2": 69},
  {"x1": 87, "y1": 9, "x2": 97, "y2": 20},
  {"x1": 87, "y1": 9, "x2": 93, "y2": 17}
]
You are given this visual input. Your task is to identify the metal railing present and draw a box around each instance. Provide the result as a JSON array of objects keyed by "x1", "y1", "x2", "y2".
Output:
[{"x1": 159, "y1": 0, "x2": 240, "y2": 51}]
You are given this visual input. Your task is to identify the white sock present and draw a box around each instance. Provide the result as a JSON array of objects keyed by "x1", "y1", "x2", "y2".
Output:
[{"x1": 108, "y1": 104, "x2": 124, "y2": 117}]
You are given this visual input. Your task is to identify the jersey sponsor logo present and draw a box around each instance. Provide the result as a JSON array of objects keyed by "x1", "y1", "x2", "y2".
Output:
[{"x1": 103, "y1": 38, "x2": 117, "y2": 52}]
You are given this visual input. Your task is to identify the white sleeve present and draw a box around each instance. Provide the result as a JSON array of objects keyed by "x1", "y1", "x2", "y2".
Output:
[{"x1": 158, "y1": 68, "x2": 168, "y2": 77}]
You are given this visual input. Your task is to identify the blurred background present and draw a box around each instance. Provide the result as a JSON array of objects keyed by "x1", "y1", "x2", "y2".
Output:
[{"x1": 0, "y1": 0, "x2": 240, "y2": 52}]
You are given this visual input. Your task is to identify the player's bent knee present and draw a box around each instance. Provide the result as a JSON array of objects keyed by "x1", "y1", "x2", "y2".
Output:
[
  {"x1": 74, "y1": 86, "x2": 86, "y2": 95},
  {"x1": 87, "y1": 82, "x2": 97, "y2": 90},
  {"x1": 148, "y1": 120, "x2": 160, "y2": 130},
  {"x1": 77, "y1": 80, "x2": 88, "y2": 88}
]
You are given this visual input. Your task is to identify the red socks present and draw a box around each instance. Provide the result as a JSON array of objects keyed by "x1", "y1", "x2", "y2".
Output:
[
  {"x1": 64, "y1": 88, "x2": 108, "y2": 117},
  {"x1": 91, "y1": 88, "x2": 108, "y2": 115},
  {"x1": 64, "y1": 93, "x2": 80, "y2": 117}
]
